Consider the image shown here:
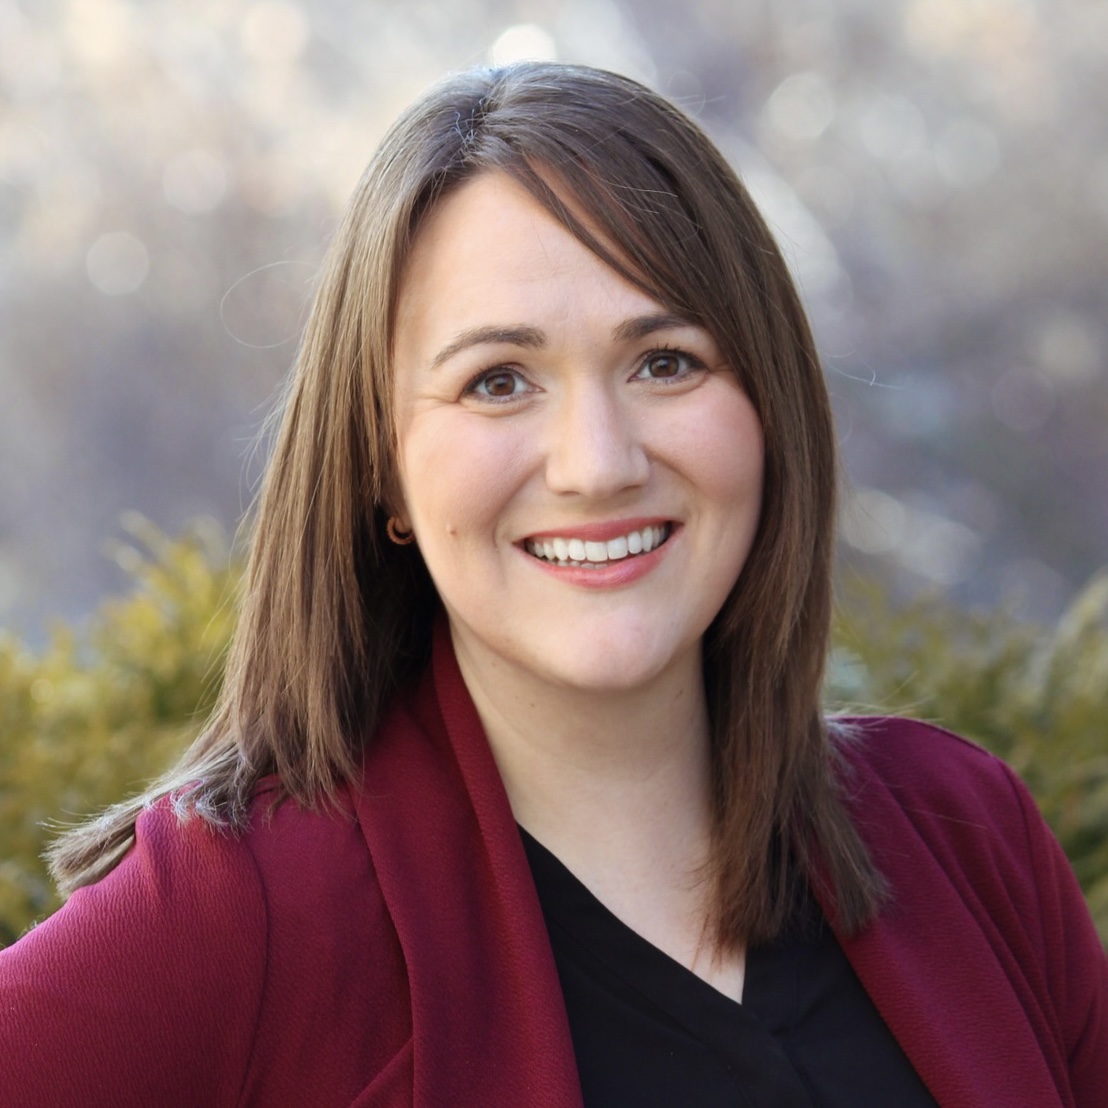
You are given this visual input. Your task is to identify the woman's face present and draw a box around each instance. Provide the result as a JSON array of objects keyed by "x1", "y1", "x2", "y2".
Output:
[{"x1": 391, "y1": 171, "x2": 764, "y2": 699}]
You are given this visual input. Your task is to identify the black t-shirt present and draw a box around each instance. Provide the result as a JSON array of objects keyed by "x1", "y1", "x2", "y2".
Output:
[{"x1": 520, "y1": 828, "x2": 937, "y2": 1106}]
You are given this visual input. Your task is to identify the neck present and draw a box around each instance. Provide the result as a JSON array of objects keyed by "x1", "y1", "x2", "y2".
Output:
[
  {"x1": 452, "y1": 628, "x2": 715, "y2": 895},
  {"x1": 451, "y1": 627, "x2": 746, "y2": 999}
]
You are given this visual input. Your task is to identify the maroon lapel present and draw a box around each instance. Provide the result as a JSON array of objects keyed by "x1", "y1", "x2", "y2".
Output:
[{"x1": 353, "y1": 621, "x2": 583, "y2": 1107}]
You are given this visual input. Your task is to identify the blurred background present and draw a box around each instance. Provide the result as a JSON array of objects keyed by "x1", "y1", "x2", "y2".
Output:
[{"x1": 1, "y1": 0, "x2": 1106, "y2": 640}]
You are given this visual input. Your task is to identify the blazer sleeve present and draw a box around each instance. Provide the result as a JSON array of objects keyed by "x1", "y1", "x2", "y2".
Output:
[
  {"x1": 0, "y1": 804, "x2": 267, "y2": 1107},
  {"x1": 1006, "y1": 763, "x2": 1108, "y2": 1105}
]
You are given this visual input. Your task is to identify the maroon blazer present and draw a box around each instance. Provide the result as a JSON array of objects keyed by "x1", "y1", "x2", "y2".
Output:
[{"x1": 1, "y1": 629, "x2": 1105, "y2": 1106}]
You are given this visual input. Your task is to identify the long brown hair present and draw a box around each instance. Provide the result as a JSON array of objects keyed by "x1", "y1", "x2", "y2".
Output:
[{"x1": 50, "y1": 63, "x2": 883, "y2": 945}]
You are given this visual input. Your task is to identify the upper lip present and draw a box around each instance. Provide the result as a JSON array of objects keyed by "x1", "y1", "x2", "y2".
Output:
[{"x1": 521, "y1": 517, "x2": 674, "y2": 544}]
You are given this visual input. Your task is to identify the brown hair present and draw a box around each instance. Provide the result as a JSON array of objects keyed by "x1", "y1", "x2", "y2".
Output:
[{"x1": 50, "y1": 62, "x2": 882, "y2": 945}]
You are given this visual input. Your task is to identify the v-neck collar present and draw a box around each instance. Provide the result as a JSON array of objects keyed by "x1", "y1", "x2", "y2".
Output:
[{"x1": 519, "y1": 825, "x2": 816, "y2": 1108}]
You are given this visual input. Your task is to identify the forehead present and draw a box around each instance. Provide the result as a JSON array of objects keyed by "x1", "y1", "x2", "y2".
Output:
[
  {"x1": 402, "y1": 170, "x2": 598, "y2": 289},
  {"x1": 405, "y1": 172, "x2": 546, "y2": 280},
  {"x1": 393, "y1": 172, "x2": 664, "y2": 357}
]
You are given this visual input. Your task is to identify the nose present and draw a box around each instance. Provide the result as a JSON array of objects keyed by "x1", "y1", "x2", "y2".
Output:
[{"x1": 543, "y1": 381, "x2": 649, "y2": 498}]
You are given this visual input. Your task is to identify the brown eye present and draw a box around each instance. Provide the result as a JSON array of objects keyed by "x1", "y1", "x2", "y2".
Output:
[
  {"x1": 636, "y1": 349, "x2": 705, "y2": 381},
  {"x1": 644, "y1": 353, "x2": 682, "y2": 378},
  {"x1": 464, "y1": 367, "x2": 535, "y2": 403},
  {"x1": 483, "y1": 371, "x2": 519, "y2": 396}
]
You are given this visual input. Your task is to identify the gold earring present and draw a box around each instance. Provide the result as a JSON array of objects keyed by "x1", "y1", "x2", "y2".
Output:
[{"x1": 386, "y1": 517, "x2": 415, "y2": 545}]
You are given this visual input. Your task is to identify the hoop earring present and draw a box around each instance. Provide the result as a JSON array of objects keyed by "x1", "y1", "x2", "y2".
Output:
[{"x1": 386, "y1": 517, "x2": 415, "y2": 545}]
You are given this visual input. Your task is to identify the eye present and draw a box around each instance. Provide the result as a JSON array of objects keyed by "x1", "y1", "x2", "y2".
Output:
[
  {"x1": 464, "y1": 367, "x2": 534, "y2": 402},
  {"x1": 634, "y1": 348, "x2": 707, "y2": 382}
]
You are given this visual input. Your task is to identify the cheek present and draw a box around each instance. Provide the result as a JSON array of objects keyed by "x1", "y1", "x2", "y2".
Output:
[
  {"x1": 671, "y1": 389, "x2": 765, "y2": 512},
  {"x1": 398, "y1": 414, "x2": 532, "y2": 541},
  {"x1": 703, "y1": 428, "x2": 763, "y2": 504}
]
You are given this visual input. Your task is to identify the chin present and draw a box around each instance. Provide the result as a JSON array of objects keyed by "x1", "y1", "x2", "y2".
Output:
[{"x1": 541, "y1": 645, "x2": 695, "y2": 697}]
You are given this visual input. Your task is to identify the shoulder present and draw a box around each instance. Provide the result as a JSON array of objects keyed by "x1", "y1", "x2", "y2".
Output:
[
  {"x1": 830, "y1": 715, "x2": 1108, "y2": 1099},
  {"x1": 0, "y1": 782, "x2": 409, "y2": 1105},
  {"x1": 831, "y1": 714, "x2": 1031, "y2": 835},
  {"x1": 11, "y1": 797, "x2": 269, "y2": 967},
  {"x1": 829, "y1": 714, "x2": 1058, "y2": 907},
  {"x1": 237, "y1": 779, "x2": 407, "y2": 1007},
  {"x1": 832, "y1": 712, "x2": 1007, "y2": 781},
  {"x1": 0, "y1": 800, "x2": 268, "y2": 1103},
  {"x1": 240, "y1": 778, "x2": 373, "y2": 915},
  {"x1": 829, "y1": 714, "x2": 1102, "y2": 937},
  {"x1": 233, "y1": 781, "x2": 413, "y2": 1103},
  {"x1": 829, "y1": 716, "x2": 1036, "y2": 914}
]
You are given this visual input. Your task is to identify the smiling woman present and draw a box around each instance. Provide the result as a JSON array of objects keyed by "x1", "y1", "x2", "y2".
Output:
[{"x1": 1, "y1": 63, "x2": 1105, "y2": 1107}]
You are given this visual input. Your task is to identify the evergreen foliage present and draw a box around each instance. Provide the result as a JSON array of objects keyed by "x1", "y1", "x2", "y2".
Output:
[
  {"x1": 1, "y1": 522, "x2": 1105, "y2": 946},
  {"x1": 0, "y1": 517, "x2": 237, "y2": 945}
]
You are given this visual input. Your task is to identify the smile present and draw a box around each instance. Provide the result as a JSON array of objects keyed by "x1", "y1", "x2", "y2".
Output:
[{"x1": 524, "y1": 523, "x2": 672, "y2": 567}]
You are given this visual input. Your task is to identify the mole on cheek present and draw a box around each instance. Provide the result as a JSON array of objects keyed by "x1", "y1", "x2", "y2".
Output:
[{"x1": 447, "y1": 524, "x2": 458, "y2": 537}]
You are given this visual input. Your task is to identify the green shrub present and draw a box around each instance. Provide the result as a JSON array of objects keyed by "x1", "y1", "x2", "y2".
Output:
[
  {"x1": 0, "y1": 516, "x2": 237, "y2": 945},
  {"x1": 2, "y1": 521, "x2": 1106, "y2": 947}
]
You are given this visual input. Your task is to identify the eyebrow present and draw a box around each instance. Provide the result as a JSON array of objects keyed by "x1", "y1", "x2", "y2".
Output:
[
  {"x1": 428, "y1": 312, "x2": 698, "y2": 370},
  {"x1": 612, "y1": 312, "x2": 697, "y2": 343},
  {"x1": 429, "y1": 326, "x2": 545, "y2": 370}
]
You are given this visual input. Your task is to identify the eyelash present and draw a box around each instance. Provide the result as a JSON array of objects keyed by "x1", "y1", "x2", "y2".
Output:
[{"x1": 460, "y1": 345, "x2": 708, "y2": 403}]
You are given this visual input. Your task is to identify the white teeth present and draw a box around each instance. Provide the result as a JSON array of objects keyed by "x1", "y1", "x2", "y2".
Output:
[{"x1": 526, "y1": 524, "x2": 671, "y2": 566}]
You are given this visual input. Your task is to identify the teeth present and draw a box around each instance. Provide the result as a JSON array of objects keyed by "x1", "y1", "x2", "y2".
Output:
[{"x1": 525, "y1": 524, "x2": 670, "y2": 566}]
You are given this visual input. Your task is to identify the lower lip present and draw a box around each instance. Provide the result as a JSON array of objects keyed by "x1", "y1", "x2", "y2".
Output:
[{"x1": 522, "y1": 533, "x2": 674, "y2": 588}]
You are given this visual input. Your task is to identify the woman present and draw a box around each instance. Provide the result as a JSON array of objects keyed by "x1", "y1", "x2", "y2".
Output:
[{"x1": 1, "y1": 62, "x2": 1104, "y2": 1106}]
